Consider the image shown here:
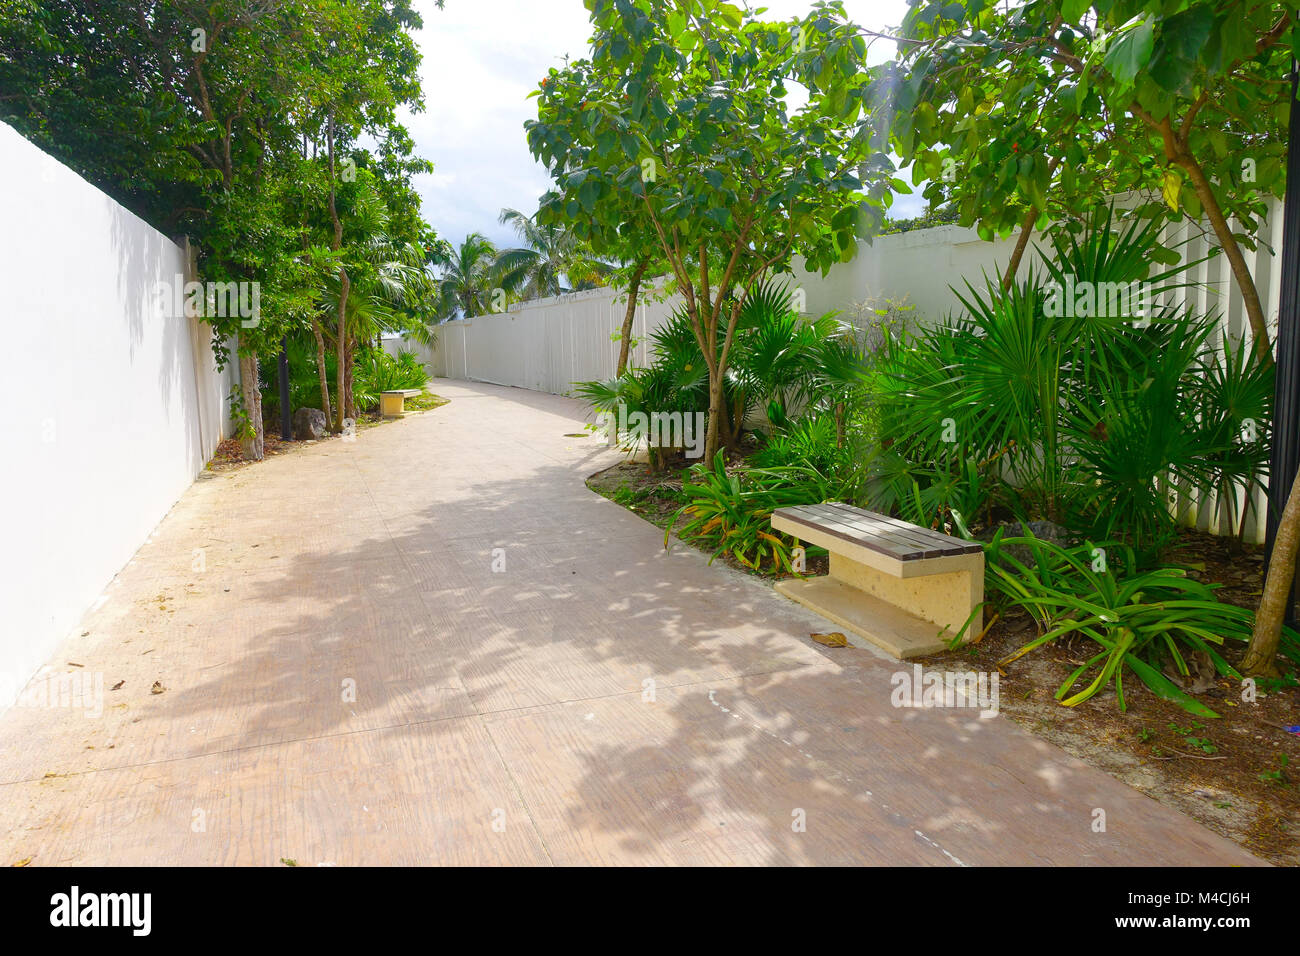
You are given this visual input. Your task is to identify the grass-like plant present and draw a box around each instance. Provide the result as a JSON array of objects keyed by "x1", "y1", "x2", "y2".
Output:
[
  {"x1": 666, "y1": 450, "x2": 834, "y2": 573},
  {"x1": 986, "y1": 530, "x2": 1300, "y2": 717}
]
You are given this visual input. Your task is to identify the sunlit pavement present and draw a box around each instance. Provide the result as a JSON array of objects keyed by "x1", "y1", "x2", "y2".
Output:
[{"x1": 0, "y1": 380, "x2": 1261, "y2": 865}]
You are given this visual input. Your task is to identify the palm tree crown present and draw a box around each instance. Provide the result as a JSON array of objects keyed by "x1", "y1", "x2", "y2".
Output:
[
  {"x1": 431, "y1": 231, "x2": 498, "y2": 321},
  {"x1": 494, "y1": 207, "x2": 610, "y2": 300}
]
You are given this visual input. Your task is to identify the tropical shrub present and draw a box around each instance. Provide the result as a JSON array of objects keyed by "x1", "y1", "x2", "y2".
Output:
[
  {"x1": 871, "y1": 207, "x2": 1271, "y2": 557},
  {"x1": 666, "y1": 450, "x2": 837, "y2": 574},
  {"x1": 984, "y1": 531, "x2": 1300, "y2": 717},
  {"x1": 354, "y1": 349, "x2": 428, "y2": 411},
  {"x1": 578, "y1": 282, "x2": 867, "y2": 471}
]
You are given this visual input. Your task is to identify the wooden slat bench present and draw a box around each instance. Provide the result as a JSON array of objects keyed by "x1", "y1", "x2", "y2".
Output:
[{"x1": 771, "y1": 502, "x2": 984, "y2": 659}]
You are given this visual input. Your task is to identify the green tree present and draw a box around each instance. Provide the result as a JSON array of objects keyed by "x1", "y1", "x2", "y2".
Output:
[
  {"x1": 527, "y1": 0, "x2": 890, "y2": 460},
  {"x1": 0, "y1": 0, "x2": 434, "y2": 455},
  {"x1": 891, "y1": 0, "x2": 1292, "y2": 360}
]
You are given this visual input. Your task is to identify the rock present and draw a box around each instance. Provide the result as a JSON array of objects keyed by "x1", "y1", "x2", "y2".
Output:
[{"x1": 293, "y1": 407, "x2": 327, "y2": 440}]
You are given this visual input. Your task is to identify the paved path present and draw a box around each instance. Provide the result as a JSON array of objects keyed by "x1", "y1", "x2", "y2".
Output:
[{"x1": 0, "y1": 381, "x2": 1260, "y2": 865}]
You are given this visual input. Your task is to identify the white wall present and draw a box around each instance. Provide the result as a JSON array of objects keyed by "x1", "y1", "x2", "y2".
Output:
[
  {"x1": 792, "y1": 224, "x2": 1041, "y2": 324},
  {"x1": 430, "y1": 283, "x2": 684, "y2": 395},
  {"x1": 792, "y1": 203, "x2": 1283, "y2": 345},
  {"x1": 0, "y1": 122, "x2": 235, "y2": 710}
]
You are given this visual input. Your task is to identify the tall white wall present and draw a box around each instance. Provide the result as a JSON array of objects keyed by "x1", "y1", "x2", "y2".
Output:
[
  {"x1": 792, "y1": 224, "x2": 1041, "y2": 324},
  {"x1": 792, "y1": 203, "x2": 1283, "y2": 343},
  {"x1": 431, "y1": 284, "x2": 684, "y2": 395},
  {"x1": 0, "y1": 122, "x2": 235, "y2": 709}
]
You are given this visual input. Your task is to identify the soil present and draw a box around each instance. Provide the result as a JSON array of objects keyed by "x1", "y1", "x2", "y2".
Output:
[
  {"x1": 206, "y1": 391, "x2": 448, "y2": 472},
  {"x1": 586, "y1": 458, "x2": 830, "y2": 577},
  {"x1": 588, "y1": 459, "x2": 1300, "y2": 865}
]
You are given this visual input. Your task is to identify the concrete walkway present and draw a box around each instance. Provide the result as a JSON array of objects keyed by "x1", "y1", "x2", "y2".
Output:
[{"x1": 0, "y1": 380, "x2": 1259, "y2": 865}]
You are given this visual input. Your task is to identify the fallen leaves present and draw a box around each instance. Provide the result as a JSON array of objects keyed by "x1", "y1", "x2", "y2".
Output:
[{"x1": 810, "y1": 632, "x2": 850, "y2": 648}]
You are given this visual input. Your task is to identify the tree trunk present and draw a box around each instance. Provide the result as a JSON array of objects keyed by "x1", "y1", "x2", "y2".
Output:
[
  {"x1": 616, "y1": 258, "x2": 649, "y2": 376},
  {"x1": 335, "y1": 272, "x2": 350, "y2": 432},
  {"x1": 705, "y1": 373, "x2": 725, "y2": 462},
  {"x1": 344, "y1": 330, "x2": 357, "y2": 419},
  {"x1": 238, "y1": 349, "x2": 265, "y2": 461},
  {"x1": 1002, "y1": 207, "x2": 1037, "y2": 290},
  {"x1": 1243, "y1": 467, "x2": 1300, "y2": 676},
  {"x1": 326, "y1": 112, "x2": 351, "y2": 431},
  {"x1": 729, "y1": 396, "x2": 744, "y2": 447},
  {"x1": 311, "y1": 317, "x2": 333, "y2": 424},
  {"x1": 1176, "y1": 152, "x2": 1272, "y2": 363}
]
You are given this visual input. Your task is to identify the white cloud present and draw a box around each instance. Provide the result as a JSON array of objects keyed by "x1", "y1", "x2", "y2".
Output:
[{"x1": 404, "y1": 0, "x2": 919, "y2": 249}]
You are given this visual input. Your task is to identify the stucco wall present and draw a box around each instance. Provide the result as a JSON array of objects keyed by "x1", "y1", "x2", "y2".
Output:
[{"x1": 0, "y1": 121, "x2": 235, "y2": 710}]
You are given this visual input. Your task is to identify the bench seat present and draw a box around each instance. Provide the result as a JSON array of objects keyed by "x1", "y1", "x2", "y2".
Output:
[{"x1": 771, "y1": 502, "x2": 984, "y2": 658}]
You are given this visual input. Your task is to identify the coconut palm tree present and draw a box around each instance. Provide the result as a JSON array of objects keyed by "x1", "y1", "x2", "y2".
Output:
[
  {"x1": 431, "y1": 232, "x2": 499, "y2": 320},
  {"x1": 494, "y1": 207, "x2": 610, "y2": 300}
]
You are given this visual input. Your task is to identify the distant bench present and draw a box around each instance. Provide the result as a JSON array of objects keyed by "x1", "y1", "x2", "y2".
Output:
[
  {"x1": 380, "y1": 389, "x2": 423, "y2": 418},
  {"x1": 771, "y1": 502, "x2": 984, "y2": 659}
]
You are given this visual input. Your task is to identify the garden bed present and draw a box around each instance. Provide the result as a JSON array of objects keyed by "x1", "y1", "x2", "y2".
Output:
[
  {"x1": 206, "y1": 390, "x2": 448, "y2": 472},
  {"x1": 587, "y1": 459, "x2": 830, "y2": 577}
]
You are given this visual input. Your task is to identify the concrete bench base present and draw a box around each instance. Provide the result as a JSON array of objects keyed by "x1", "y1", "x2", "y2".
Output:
[
  {"x1": 771, "y1": 503, "x2": 984, "y2": 660},
  {"x1": 828, "y1": 551, "x2": 982, "y2": 636},
  {"x1": 380, "y1": 389, "x2": 423, "y2": 418},
  {"x1": 775, "y1": 576, "x2": 959, "y2": 658}
]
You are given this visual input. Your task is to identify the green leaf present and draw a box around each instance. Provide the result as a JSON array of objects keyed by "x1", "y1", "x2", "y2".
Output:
[
  {"x1": 1160, "y1": 7, "x2": 1214, "y2": 62},
  {"x1": 1062, "y1": 0, "x2": 1091, "y2": 22},
  {"x1": 578, "y1": 179, "x2": 599, "y2": 214},
  {"x1": 1103, "y1": 18, "x2": 1156, "y2": 89}
]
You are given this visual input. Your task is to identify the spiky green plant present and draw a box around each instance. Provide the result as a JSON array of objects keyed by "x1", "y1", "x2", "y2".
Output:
[
  {"x1": 666, "y1": 450, "x2": 835, "y2": 573},
  {"x1": 985, "y1": 530, "x2": 1300, "y2": 716}
]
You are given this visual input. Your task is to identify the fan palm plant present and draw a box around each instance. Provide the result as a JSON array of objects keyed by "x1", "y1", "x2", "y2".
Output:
[
  {"x1": 871, "y1": 205, "x2": 1273, "y2": 558},
  {"x1": 578, "y1": 282, "x2": 853, "y2": 465}
]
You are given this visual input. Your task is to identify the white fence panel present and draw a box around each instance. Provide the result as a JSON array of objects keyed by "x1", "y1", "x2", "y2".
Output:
[{"x1": 432, "y1": 285, "x2": 682, "y2": 397}]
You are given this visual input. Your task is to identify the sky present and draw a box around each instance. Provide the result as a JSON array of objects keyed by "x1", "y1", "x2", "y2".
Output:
[{"x1": 402, "y1": 0, "x2": 919, "y2": 250}]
